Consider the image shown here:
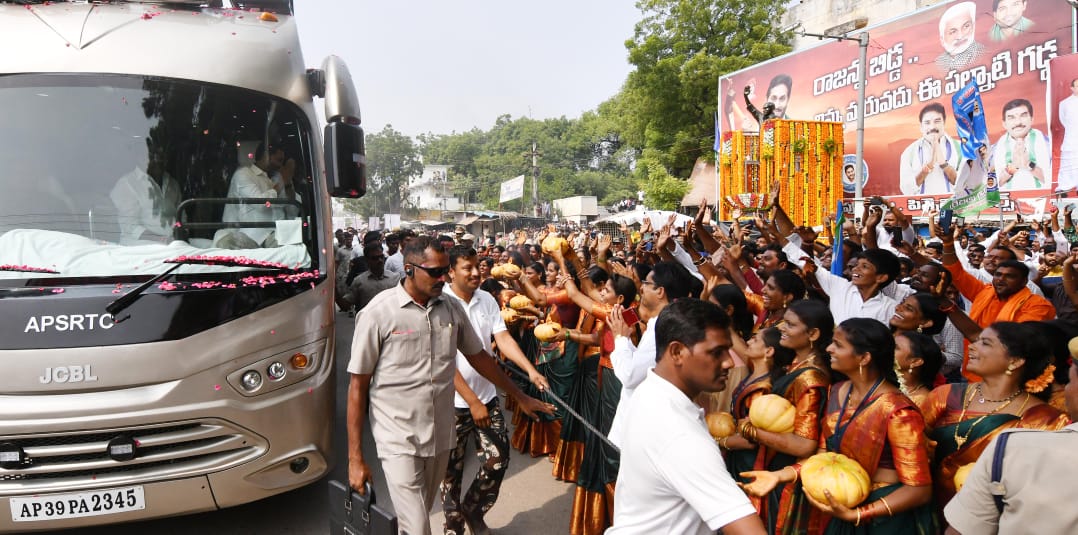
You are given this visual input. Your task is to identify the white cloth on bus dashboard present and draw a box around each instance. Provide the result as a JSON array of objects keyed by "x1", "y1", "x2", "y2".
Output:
[{"x1": 0, "y1": 229, "x2": 310, "y2": 278}]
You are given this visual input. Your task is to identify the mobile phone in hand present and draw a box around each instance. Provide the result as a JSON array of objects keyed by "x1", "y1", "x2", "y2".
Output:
[
  {"x1": 621, "y1": 307, "x2": 640, "y2": 326},
  {"x1": 938, "y1": 209, "x2": 954, "y2": 233}
]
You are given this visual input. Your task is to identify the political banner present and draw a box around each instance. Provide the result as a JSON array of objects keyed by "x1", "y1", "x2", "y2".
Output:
[{"x1": 718, "y1": 0, "x2": 1073, "y2": 217}]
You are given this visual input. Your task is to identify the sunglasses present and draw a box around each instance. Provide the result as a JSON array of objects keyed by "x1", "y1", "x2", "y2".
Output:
[{"x1": 410, "y1": 264, "x2": 451, "y2": 278}]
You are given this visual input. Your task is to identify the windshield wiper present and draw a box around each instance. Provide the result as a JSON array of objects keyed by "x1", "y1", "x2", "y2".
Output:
[
  {"x1": 106, "y1": 255, "x2": 293, "y2": 321},
  {"x1": 0, "y1": 264, "x2": 59, "y2": 274}
]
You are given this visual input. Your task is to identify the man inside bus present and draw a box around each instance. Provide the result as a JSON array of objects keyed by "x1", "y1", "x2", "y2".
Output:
[
  {"x1": 347, "y1": 235, "x2": 555, "y2": 535},
  {"x1": 215, "y1": 141, "x2": 295, "y2": 249},
  {"x1": 109, "y1": 146, "x2": 181, "y2": 245}
]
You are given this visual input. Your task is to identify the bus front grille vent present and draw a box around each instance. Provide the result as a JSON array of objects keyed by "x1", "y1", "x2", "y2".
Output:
[{"x1": 0, "y1": 420, "x2": 266, "y2": 491}]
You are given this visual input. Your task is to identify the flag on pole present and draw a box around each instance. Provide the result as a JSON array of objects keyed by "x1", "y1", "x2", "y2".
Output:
[
  {"x1": 714, "y1": 112, "x2": 721, "y2": 153},
  {"x1": 831, "y1": 200, "x2": 845, "y2": 276},
  {"x1": 943, "y1": 81, "x2": 999, "y2": 216}
]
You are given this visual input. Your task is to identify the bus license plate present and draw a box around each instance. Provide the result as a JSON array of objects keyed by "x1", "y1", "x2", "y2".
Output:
[{"x1": 10, "y1": 486, "x2": 145, "y2": 522}]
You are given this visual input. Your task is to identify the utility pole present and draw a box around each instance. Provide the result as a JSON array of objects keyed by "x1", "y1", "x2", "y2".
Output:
[{"x1": 528, "y1": 142, "x2": 542, "y2": 218}]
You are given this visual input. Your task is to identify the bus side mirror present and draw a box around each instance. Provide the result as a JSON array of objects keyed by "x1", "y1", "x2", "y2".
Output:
[{"x1": 325, "y1": 121, "x2": 365, "y2": 198}]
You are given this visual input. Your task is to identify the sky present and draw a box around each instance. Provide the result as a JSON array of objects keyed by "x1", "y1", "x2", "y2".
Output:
[{"x1": 294, "y1": 1, "x2": 642, "y2": 139}]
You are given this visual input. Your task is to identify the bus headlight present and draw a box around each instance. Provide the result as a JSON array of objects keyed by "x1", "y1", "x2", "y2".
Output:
[
  {"x1": 267, "y1": 361, "x2": 286, "y2": 381},
  {"x1": 240, "y1": 370, "x2": 263, "y2": 391}
]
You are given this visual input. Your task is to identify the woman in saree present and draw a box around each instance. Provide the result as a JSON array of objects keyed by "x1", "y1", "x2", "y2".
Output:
[
  {"x1": 508, "y1": 259, "x2": 581, "y2": 457},
  {"x1": 719, "y1": 326, "x2": 795, "y2": 511},
  {"x1": 737, "y1": 299, "x2": 833, "y2": 534},
  {"x1": 893, "y1": 331, "x2": 943, "y2": 407},
  {"x1": 920, "y1": 321, "x2": 1069, "y2": 515},
  {"x1": 724, "y1": 247, "x2": 806, "y2": 331},
  {"x1": 701, "y1": 284, "x2": 757, "y2": 414}
]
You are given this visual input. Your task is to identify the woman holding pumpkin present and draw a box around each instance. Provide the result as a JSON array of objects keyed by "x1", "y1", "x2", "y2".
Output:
[
  {"x1": 718, "y1": 327, "x2": 795, "y2": 511},
  {"x1": 919, "y1": 321, "x2": 1069, "y2": 516},
  {"x1": 734, "y1": 299, "x2": 833, "y2": 534},
  {"x1": 555, "y1": 246, "x2": 639, "y2": 535},
  {"x1": 745, "y1": 318, "x2": 936, "y2": 534},
  {"x1": 508, "y1": 258, "x2": 580, "y2": 457}
]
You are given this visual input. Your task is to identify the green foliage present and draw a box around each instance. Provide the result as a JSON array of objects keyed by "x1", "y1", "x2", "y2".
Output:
[
  {"x1": 343, "y1": 125, "x2": 424, "y2": 217},
  {"x1": 640, "y1": 155, "x2": 690, "y2": 210},
  {"x1": 619, "y1": 0, "x2": 791, "y2": 180}
]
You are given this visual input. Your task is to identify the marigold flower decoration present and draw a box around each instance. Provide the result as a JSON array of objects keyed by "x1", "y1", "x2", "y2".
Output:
[{"x1": 1025, "y1": 364, "x2": 1055, "y2": 394}]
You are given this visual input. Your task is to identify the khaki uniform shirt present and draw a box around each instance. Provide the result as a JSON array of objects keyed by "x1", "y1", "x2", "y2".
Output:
[
  {"x1": 347, "y1": 283, "x2": 485, "y2": 457},
  {"x1": 945, "y1": 423, "x2": 1078, "y2": 534}
]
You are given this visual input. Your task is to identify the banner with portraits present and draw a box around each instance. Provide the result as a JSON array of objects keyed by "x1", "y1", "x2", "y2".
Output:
[{"x1": 719, "y1": 0, "x2": 1074, "y2": 217}]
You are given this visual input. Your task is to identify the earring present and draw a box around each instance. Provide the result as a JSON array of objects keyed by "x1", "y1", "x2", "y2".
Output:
[
  {"x1": 916, "y1": 325, "x2": 923, "y2": 333},
  {"x1": 1006, "y1": 364, "x2": 1015, "y2": 376},
  {"x1": 859, "y1": 363, "x2": 864, "y2": 378}
]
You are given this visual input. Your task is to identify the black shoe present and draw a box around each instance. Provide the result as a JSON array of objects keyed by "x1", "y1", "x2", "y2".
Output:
[{"x1": 462, "y1": 506, "x2": 491, "y2": 535}]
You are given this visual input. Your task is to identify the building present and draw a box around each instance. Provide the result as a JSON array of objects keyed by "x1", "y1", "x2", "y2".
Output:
[
  {"x1": 408, "y1": 164, "x2": 460, "y2": 211},
  {"x1": 783, "y1": 0, "x2": 944, "y2": 51}
]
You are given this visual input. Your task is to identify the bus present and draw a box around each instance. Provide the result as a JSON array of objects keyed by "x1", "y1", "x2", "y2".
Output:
[{"x1": 0, "y1": 1, "x2": 365, "y2": 530}]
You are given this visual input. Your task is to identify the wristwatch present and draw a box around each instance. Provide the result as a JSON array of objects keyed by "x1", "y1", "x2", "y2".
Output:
[
  {"x1": 939, "y1": 162, "x2": 950, "y2": 168},
  {"x1": 1029, "y1": 161, "x2": 1037, "y2": 170}
]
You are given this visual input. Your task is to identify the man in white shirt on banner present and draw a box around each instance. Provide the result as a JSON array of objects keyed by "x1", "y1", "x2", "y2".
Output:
[
  {"x1": 609, "y1": 298, "x2": 764, "y2": 535},
  {"x1": 993, "y1": 98, "x2": 1050, "y2": 191},
  {"x1": 1058, "y1": 78, "x2": 1078, "y2": 193},
  {"x1": 900, "y1": 103, "x2": 963, "y2": 196}
]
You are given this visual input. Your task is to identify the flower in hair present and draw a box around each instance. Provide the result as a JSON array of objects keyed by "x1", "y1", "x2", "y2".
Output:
[{"x1": 1025, "y1": 364, "x2": 1055, "y2": 394}]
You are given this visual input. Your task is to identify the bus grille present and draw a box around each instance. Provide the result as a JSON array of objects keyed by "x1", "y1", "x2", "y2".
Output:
[{"x1": 0, "y1": 420, "x2": 266, "y2": 492}]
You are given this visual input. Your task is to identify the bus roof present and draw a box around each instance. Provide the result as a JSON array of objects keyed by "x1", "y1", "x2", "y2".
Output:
[{"x1": 0, "y1": 2, "x2": 310, "y2": 103}]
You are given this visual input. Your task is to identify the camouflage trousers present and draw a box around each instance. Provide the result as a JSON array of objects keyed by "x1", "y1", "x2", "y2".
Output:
[{"x1": 440, "y1": 398, "x2": 509, "y2": 535}]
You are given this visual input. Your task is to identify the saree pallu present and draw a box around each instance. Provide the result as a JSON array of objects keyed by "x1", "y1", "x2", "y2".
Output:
[
  {"x1": 923, "y1": 383, "x2": 1069, "y2": 509},
  {"x1": 822, "y1": 484, "x2": 936, "y2": 535},
  {"x1": 510, "y1": 334, "x2": 577, "y2": 457},
  {"x1": 726, "y1": 376, "x2": 771, "y2": 500},
  {"x1": 760, "y1": 367, "x2": 829, "y2": 535},
  {"x1": 818, "y1": 386, "x2": 934, "y2": 534},
  {"x1": 568, "y1": 362, "x2": 621, "y2": 535},
  {"x1": 552, "y1": 352, "x2": 599, "y2": 482}
]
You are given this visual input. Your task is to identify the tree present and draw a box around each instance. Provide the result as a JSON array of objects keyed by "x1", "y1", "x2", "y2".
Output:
[
  {"x1": 343, "y1": 125, "x2": 423, "y2": 217},
  {"x1": 617, "y1": 0, "x2": 791, "y2": 183}
]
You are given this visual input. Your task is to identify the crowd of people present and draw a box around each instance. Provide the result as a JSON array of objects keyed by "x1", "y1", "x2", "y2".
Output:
[{"x1": 337, "y1": 181, "x2": 1078, "y2": 534}]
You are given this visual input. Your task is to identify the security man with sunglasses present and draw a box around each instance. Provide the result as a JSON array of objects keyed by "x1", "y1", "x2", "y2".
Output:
[{"x1": 346, "y1": 235, "x2": 556, "y2": 535}]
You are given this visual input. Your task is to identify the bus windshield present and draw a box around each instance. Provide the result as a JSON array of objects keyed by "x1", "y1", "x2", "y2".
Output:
[{"x1": 0, "y1": 74, "x2": 317, "y2": 285}]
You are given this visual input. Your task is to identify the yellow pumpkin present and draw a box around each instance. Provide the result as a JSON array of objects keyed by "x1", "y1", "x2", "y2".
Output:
[
  {"x1": 800, "y1": 452, "x2": 871, "y2": 509},
  {"x1": 748, "y1": 394, "x2": 796, "y2": 433},
  {"x1": 541, "y1": 233, "x2": 570, "y2": 256},
  {"x1": 706, "y1": 412, "x2": 736, "y2": 439},
  {"x1": 954, "y1": 463, "x2": 974, "y2": 491},
  {"x1": 494, "y1": 263, "x2": 521, "y2": 281},
  {"x1": 500, "y1": 308, "x2": 520, "y2": 325},
  {"x1": 534, "y1": 322, "x2": 563, "y2": 342},
  {"x1": 509, "y1": 295, "x2": 534, "y2": 310}
]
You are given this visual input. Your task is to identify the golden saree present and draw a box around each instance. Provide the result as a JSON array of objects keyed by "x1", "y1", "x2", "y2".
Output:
[
  {"x1": 759, "y1": 366, "x2": 829, "y2": 535},
  {"x1": 920, "y1": 383, "x2": 1069, "y2": 509},
  {"x1": 818, "y1": 385, "x2": 935, "y2": 534},
  {"x1": 726, "y1": 373, "x2": 771, "y2": 512}
]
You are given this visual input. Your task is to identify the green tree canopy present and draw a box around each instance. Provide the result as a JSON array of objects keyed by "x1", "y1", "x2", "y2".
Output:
[{"x1": 343, "y1": 125, "x2": 423, "y2": 217}]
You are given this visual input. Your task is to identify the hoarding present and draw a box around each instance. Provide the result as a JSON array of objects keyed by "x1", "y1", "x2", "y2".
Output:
[{"x1": 719, "y1": 0, "x2": 1074, "y2": 216}]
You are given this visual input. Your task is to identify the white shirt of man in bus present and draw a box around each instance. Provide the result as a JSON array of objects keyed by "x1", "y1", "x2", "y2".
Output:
[
  {"x1": 992, "y1": 100, "x2": 1049, "y2": 191},
  {"x1": 219, "y1": 146, "x2": 293, "y2": 247},
  {"x1": 900, "y1": 105, "x2": 962, "y2": 196},
  {"x1": 1057, "y1": 79, "x2": 1078, "y2": 192},
  {"x1": 109, "y1": 164, "x2": 181, "y2": 245}
]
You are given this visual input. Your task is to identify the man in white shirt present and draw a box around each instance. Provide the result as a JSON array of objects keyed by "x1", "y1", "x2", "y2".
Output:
[
  {"x1": 440, "y1": 245, "x2": 549, "y2": 535},
  {"x1": 607, "y1": 261, "x2": 697, "y2": 447},
  {"x1": 609, "y1": 299, "x2": 764, "y2": 535},
  {"x1": 109, "y1": 155, "x2": 181, "y2": 245},
  {"x1": 347, "y1": 244, "x2": 402, "y2": 312},
  {"x1": 900, "y1": 103, "x2": 963, "y2": 196},
  {"x1": 993, "y1": 98, "x2": 1050, "y2": 191},
  {"x1": 1058, "y1": 78, "x2": 1078, "y2": 193},
  {"x1": 384, "y1": 229, "x2": 413, "y2": 277},
  {"x1": 216, "y1": 142, "x2": 294, "y2": 248}
]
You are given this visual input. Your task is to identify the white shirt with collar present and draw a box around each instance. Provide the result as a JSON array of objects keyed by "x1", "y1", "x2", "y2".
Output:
[
  {"x1": 607, "y1": 316, "x2": 658, "y2": 448},
  {"x1": 782, "y1": 239, "x2": 898, "y2": 324},
  {"x1": 221, "y1": 164, "x2": 280, "y2": 245},
  {"x1": 608, "y1": 371, "x2": 756, "y2": 535},
  {"x1": 443, "y1": 286, "x2": 506, "y2": 408},
  {"x1": 384, "y1": 250, "x2": 405, "y2": 277},
  {"x1": 109, "y1": 166, "x2": 181, "y2": 245}
]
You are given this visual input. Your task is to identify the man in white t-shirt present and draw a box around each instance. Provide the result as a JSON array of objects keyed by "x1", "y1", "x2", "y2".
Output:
[
  {"x1": 217, "y1": 142, "x2": 294, "y2": 248},
  {"x1": 1058, "y1": 78, "x2": 1078, "y2": 193},
  {"x1": 609, "y1": 299, "x2": 764, "y2": 535},
  {"x1": 440, "y1": 245, "x2": 550, "y2": 535}
]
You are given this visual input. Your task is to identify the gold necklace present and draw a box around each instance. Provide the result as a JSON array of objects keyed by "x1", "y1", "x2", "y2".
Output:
[{"x1": 953, "y1": 384, "x2": 1023, "y2": 448}]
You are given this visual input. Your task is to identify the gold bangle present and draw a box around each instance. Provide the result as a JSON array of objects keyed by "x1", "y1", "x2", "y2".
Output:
[
  {"x1": 855, "y1": 508, "x2": 862, "y2": 527},
  {"x1": 879, "y1": 497, "x2": 894, "y2": 517},
  {"x1": 718, "y1": 436, "x2": 730, "y2": 449}
]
